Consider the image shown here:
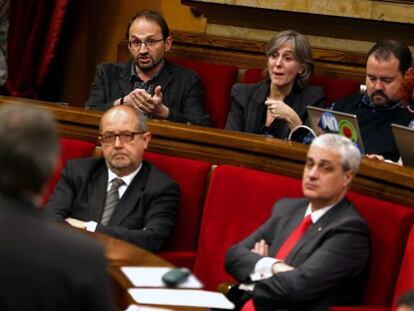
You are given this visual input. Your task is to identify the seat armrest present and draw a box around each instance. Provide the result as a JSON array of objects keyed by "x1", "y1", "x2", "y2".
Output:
[{"x1": 217, "y1": 282, "x2": 237, "y2": 296}]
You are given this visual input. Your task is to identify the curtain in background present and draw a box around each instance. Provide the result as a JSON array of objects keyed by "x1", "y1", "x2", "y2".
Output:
[{"x1": 6, "y1": 0, "x2": 69, "y2": 98}]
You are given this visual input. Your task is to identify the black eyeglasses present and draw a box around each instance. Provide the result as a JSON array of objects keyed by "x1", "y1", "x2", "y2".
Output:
[
  {"x1": 128, "y1": 38, "x2": 164, "y2": 49},
  {"x1": 99, "y1": 131, "x2": 146, "y2": 144}
]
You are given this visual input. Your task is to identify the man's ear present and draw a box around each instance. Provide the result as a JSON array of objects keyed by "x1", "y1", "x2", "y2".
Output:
[
  {"x1": 343, "y1": 170, "x2": 354, "y2": 188},
  {"x1": 405, "y1": 66, "x2": 413, "y2": 77},
  {"x1": 164, "y1": 36, "x2": 172, "y2": 53},
  {"x1": 142, "y1": 132, "x2": 152, "y2": 150}
]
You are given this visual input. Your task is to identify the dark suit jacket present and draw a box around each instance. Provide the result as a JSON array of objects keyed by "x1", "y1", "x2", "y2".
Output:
[
  {"x1": 85, "y1": 60, "x2": 210, "y2": 126},
  {"x1": 225, "y1": 80, "x2": 325, "y2": 139},
  {"x1": 225, "y1": 197, "x2": 370, "y2": 311},
  {"x1": 0, "y1": 194, "x2": 113, "y2": 310},
  {"x1": 44, "y1": 158, "x2": 180, "y2": 252}
]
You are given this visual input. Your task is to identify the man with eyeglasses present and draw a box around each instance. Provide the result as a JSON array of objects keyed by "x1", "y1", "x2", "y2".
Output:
[
  {"x1": 44, "y1": 105, "x2": 180, "y2": 252},
  {"x1": 85, "y1": 9, "x2": 210, "y2": 127}
]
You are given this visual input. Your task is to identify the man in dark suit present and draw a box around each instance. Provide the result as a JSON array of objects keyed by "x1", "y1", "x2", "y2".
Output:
[
  {"x1": 45, "y1": 105, "x2": 180, "y2": 252},
  {"x1": 0, "y1": 104, "x2": 113, "y2": 310},
  {"x1": 225, "y1": 134, "x2": 370, "y2": 311},
  {"x1": 85, "y1": 9, "x2": 210, "y2": 126}
]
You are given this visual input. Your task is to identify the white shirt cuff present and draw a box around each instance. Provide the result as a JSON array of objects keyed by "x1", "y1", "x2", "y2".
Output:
[
  {"x1": 250, "y1": 257, "x2": 278, "y2": 281},
  {"x1": 85, "y1": 221, "x2": 98, "y2": 232}
]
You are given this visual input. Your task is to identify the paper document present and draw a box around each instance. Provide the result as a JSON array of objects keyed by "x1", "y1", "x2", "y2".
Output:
[
  {"x1": 121, "y1": 267, "x2": 203, "y2": 288},
  {"x1": 128, "y1": 288, "x2": 235, "y2": 309}
]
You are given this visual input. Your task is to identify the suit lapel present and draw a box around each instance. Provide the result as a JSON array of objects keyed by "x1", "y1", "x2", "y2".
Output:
[
  {"x1": 88, "y1": 165, "x2": 108, "y2": 222},
  {"x1": 155, "y1": 62, "x2": 173, "y2": 93},
  {"x1": 118, "y1": 61, "x2": 134, "y2": 97},
  {"x1": 245, "y1": 80, "x2": 270, "y2": 133},
  {"x1": 271, "y1": 206, "x2": 307, "y2": 255},
  {"x1": 108, "y1": 162, "x2": 150, "y2": 226},
  {"x1": 286, "y1": 199, "x2": 346, "y2": 263}
]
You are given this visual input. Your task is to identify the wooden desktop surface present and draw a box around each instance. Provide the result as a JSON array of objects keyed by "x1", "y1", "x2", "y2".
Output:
[
  {"x1": 90, "y1": 230, "x2": 206, "y2": 310},
  {"x1": 0, "y1": 96, "x2": 412, "y2": 207}
]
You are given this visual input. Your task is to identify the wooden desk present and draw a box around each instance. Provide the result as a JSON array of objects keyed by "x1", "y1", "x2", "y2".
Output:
[
  {"x1": 91, "y1": 231, "x2": 206, "y2": 310},
  {"x1": 0, "y1": 96, "x2": 412, "y2": 207}
]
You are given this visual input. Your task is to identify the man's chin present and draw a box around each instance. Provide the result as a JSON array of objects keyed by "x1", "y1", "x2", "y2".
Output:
[
  {"x1": 137, "y1": 63, "x2": 155, "y2": 72},
  {"x1": 370, "y1": 95, "x2": 389, "y2": 107},
  {"x1": 303, "y1": 189, "x2": 319, "y2": 199}
]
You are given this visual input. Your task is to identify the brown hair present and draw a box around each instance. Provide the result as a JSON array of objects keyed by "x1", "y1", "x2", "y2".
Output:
[
  {"x1": 265, "y1": 30, "x2": 314, "y2": 89},
  {"x1": 125, "y1": 9, "x2": 170, "y2": 40}
]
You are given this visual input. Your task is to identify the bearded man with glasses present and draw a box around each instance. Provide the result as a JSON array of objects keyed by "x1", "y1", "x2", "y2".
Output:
[
  {"x1": 45, "y1": 105, "x2": 180, "y2": 252},
  {"x1": 85, "y1": 9, "x2": 210, "y2": 126}
]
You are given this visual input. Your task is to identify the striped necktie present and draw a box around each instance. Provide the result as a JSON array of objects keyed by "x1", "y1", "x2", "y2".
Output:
[{"x1": 100, "y1": 178, "x2": 124, "y2": 225}]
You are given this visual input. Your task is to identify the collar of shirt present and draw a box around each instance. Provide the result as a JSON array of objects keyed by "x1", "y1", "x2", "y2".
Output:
[
  {"x1": 107, "y1": 163, "x2": 142, "y2": 198},
  {"x1": 360, "y1": 93, "x2": 403, "y2": 110},
  {"x1": 305, "y1": 203, "x2": 335, "y2": 224}
]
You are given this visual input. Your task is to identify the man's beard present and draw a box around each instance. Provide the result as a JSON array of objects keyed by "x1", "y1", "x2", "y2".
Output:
[
  {"x1": 135, "y1": 54, "x2": 162, "y2": 73},
  {"x1": 369, "y1": 90, "x2": 397, "y2": 107}
]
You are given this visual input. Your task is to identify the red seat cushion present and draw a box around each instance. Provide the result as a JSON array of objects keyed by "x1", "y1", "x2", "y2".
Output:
[
  {"x1": 308, "y1": 74, "x2": 360, "y2": 106},
  {"x1": 346, "y1": 192, "x2": 414, "y2": 307},
  {"x1": 391, "y1": 225, "x2": 414, "y2": 309},
  {"x1": 242, "y1": 68, "x2": 264, "y2": 84},
  {"x1": 242, "y1": 68, "x2": 360, "y2": 106},
  {"x1": 193, "y1": 165, "x2": 303, "y2": 290},
  {"x1": 169, "y1": 58, "x2": 238, "y2": 129},
  {"x1": 43, "y1": 138, "x2": 96, "y2": 204},
  {"x1": 143, "y1": 152, "x2": 211, "y2": 269}
]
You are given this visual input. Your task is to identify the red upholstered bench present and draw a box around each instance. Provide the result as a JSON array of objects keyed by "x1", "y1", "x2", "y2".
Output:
[
  {"x1": 329, "y1": 192, "x2": 414, "y2": 310},
  {"x1": 143, "y1": 152, "x2": 212, "y2": 270},
  {"x1": 168, "y1": 58, "x2": 239, "y2": 129},
  {"x1": 331, "y1": 223, "x2": 414, "y2": 311},
  {"x1": 389, "y1": 224, "x2": 414, "y2": 310},
  {"x1": 192, "y1": 163, "x2": 414, "y2": 308},
  {"x1": 193, "y1": 165, "x2": 303, "y2": 290},
  {"x1": 242, "y1": 68, "x2": 361, "y2": 106},
  {"x1": 43, "y1": 137, "x2": 96, "y2": 204}
]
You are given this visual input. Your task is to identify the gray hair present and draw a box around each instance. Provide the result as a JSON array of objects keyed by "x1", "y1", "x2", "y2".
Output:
[
  {"x1": 310, "y1": 133, "x2": 361, "y2": 174},
  {"x1": 0, "y1": 104, "x2": 59, "y2": 198},
  {"x1": 99, "y1": 105, "x2": 148, "y2": 133},
  {"x1": 265, "y1": 30, "x2": 314, "y2": 89}
]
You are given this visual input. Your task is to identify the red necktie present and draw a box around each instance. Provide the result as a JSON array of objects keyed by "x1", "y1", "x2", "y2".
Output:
[
  {"x1": 275, "y1": 214, "x2": 313, "y2": 260},
  {"x1": 242, "y1": 215, "x2": 313, "y2": 311}
]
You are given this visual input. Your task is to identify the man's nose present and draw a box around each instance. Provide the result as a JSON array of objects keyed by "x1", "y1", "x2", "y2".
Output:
[
  {"x1": 373, "y1": 80, "x2": 384, "y2": 90},
  {"x1": 307, "y1": 166, "x2": 319, "y2": 178},
  {"x1": 138, "y1": 43, "x2": 149, "y2": 53},
  {"x1": 114, "y1": 136, "x2": 124, "y2": 147}
]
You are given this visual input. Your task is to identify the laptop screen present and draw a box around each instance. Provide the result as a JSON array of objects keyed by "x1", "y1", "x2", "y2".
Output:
[
  {"x1": 307, "y1": 106, "x2": 365, "y2": 154},
  {"x1": 391, "y1": 123, "x2": 414, "y2": 167}
]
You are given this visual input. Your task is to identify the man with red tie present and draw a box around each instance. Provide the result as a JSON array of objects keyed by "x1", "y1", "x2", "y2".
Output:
[{"x1": 225, "y1": 134, "x2": 371, "y2": 311}]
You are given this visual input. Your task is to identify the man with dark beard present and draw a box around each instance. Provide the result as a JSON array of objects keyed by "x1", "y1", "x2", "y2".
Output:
[
  {"x1": 85, "y1": 10, "x2": 210, "y2": 126},
  {"x1": 331, "y1": 40, "x2": 414, "y2": 161}
]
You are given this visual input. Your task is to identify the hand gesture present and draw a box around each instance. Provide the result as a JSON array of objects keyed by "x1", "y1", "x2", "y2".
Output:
[
  {"x1": 265, "y1": 98, "x2": 302, "y2": 129},
  {"x1": 124, "y1": 86, "x2": 169, "y2": 119}
]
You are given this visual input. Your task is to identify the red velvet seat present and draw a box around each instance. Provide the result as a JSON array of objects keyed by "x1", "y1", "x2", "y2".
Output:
[
  {"x1": 143, "y1": 152, "x2": 211, "y2": 269},
  {"x1": 329, "y1": 192, "x2": 414, "y2": 311},
  {"x1": 169, "y1": 58, "x2": 239, "y2": 129},
  {"x1": 43, "y1": 137, "x2": 96, "y2": 204},
  {"x1": 193, "y1": 165, "x2": 303, "y2": 290},
  {"x1": 390, "y1": 224, "x2": 414, "y2": 310},
  {"x1": 242, "y1": 68, "x2": 361, "y2": 106},
  {"x1": 331, "y1": 223, "x2": 414, "y2": 311}
]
